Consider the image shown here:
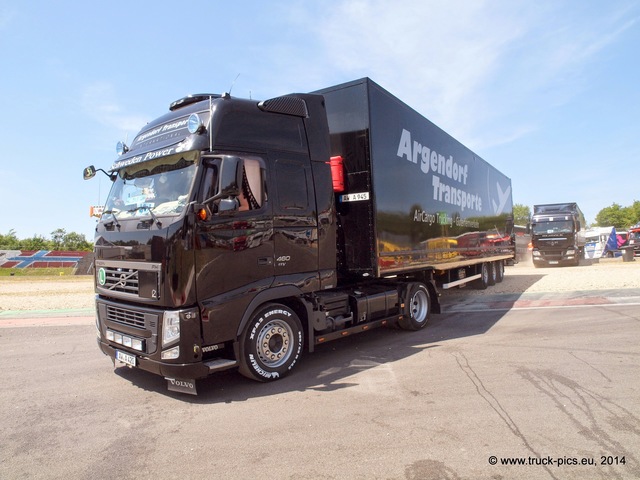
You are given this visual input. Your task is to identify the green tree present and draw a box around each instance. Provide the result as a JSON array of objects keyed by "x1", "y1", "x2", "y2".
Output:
[
  {"x1": 20, "y1": 235, "x2": 52, "y2": 250},
  {"x1": 62, "y1": 232, "x2": 92, "y2": 251},
  {"x1": 0, "y1": 229, "x2": 93, "y2": 251},
  {"x1": 630, "y1": 200, "x2": 640, "y2": 226},
  {"x1": 595, "y1": 203, "x2": 634, "y2": 229},
  {"x1": 512, "y1": 203, "x2": 531, "y2": 225},
  {"x1": 51, "y1": 228, "x2": 67, "y2": 249},
  {"x1": 0, "y1": 229, "x2": 20, "y2": 249}
]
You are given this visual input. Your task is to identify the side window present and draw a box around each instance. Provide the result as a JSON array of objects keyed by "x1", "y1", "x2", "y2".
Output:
[
  {"x1": 238, "y1": 158, "x2": 265, "y2": 212},
  {"x1": 275, "y1": 159, "x2": 309, "y2": 210},
  {"x1": 200, "y1": 155, "x2": 267, "y2": 215}
]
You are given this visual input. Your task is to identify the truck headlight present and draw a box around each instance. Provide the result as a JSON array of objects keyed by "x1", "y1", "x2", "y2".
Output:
[
  {"x1": 163, "y1": 311, "x2": 181, "y2": 346},
  {"x1": 566, "y1": 248, "x2": 576, "y2": 255},
  {"x1": 532, "y1": 251, "x2": 540, "y2": 257}
]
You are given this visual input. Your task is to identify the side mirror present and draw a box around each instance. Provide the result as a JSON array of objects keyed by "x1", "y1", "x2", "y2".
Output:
[
  {"x1": 83, "y1": 165, "x2": 97, "y2": 180},
  {"x1": 84, "y1": 165, "x2": 116, "y2": 182},
  {"x1": 218, "y1": 156, "x2": 243, "y2": 197},
  {"x1": 218, "y1": 198, "x2": 239, "y2": 214}
]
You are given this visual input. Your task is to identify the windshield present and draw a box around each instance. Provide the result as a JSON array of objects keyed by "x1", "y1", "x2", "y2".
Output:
[
  {"x1": 103, "y1": 152, "x2": 198, "y2": 220},
  {"x1": 532, "y1": 220, "x2": 574, "y2": 235}
]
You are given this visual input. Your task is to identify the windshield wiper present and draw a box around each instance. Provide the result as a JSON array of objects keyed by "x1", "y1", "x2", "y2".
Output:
[
  {"x1": 102, "y1": 210, "x2": 121, "y2": 230},
  {"x1": 128, "y1": 206, "x2": 162, "y2": 229}
]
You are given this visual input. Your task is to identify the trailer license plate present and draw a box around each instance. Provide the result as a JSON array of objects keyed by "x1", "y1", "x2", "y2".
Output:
[
  {"x1": 115, "y1": 350, "x2": 137, "y2": 367},
  {"x1": 339, "y1": 192, "x2": 370, "y2": 203}
]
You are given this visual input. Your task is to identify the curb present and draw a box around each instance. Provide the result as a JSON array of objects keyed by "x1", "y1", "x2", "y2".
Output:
[{"x1": 0, "y1": 308, "x2": 94, "y2": 319}]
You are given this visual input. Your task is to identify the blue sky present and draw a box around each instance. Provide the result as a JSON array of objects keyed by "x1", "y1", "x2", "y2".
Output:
[{"x1": 1, "y1": 0, "x2": 638, "y2": 241}]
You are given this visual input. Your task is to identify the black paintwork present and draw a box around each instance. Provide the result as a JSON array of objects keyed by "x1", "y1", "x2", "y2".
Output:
[
  {"x1": 94, "y1": 92, "x2": 337, "y2": 373},
  {"x1": 92, "y1": 78, "x2": 514, "y2": 385},
  {"x1": 315, "y1": 78, "x2": 514, "y2": 277}
]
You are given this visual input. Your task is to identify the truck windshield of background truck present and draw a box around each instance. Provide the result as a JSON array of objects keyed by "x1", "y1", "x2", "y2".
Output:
[
  {"x1": 103, "y1": 152, "x2": 198, "y2": 220},
  {"x1": 532, "y1": 220, "x2": 574, "y2": 235}
]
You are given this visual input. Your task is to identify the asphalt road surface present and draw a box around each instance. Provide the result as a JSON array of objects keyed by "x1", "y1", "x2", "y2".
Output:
[{"x1": 1, "y1": 290, "x2": 640, "y2": 480}]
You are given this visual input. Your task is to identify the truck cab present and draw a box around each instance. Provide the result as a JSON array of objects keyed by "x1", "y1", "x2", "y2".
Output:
[
  {"x1": 529, "y1": 203, "x2": 586, "y2": 267},
  {"x1": 85, "y1": 92, "x2": 338, "y2": 392}
]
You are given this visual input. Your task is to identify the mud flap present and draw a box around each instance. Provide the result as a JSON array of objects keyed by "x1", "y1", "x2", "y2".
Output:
[{"x1": 166, "y1": 377, "x2": 198, "y2": 395}]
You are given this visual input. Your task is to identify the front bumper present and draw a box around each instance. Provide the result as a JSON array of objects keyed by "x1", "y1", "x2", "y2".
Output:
[
  {"x1": 532, "y1": 249, "x2": 578, "y2": 265},
  {"x1": 95, "y1": 297, "x2": 238, "y2": 385},
  {"x1": 98, "y1": 339, "x2": 213, "y2": 380}
]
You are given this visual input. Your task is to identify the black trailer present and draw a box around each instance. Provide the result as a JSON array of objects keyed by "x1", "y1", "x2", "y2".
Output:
[{"x1": 317, "y1": 78, "x2": 514, "y2": 286}]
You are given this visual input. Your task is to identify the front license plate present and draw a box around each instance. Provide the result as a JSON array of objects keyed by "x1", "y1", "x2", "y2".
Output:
[
  {"x1": 549, "y1": 261, "x2": 559, "y2": 265},
  {"x1": 115, "y1": 350, "x2": 137, "y2": 367}
]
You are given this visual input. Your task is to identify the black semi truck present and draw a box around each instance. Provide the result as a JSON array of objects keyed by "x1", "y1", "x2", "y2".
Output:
[
  {"x1": 84, "y1": 78, "x2": 514, "y2": 394},
  {"x1": 530, "y1": 203, "x2": 586, "y2": 267}
]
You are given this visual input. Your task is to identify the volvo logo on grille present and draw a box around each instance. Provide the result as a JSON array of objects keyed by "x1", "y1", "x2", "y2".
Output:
[{"x1": 108, "y1": 270, "x2": 136, "y2": 290}]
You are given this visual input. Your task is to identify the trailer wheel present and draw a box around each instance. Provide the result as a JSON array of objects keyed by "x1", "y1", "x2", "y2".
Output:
[
  {"x1": 473, "y1": 263, "x2": 490, "y2": 290},
  {"x1": 488, "y1": 262, "x2": 497, "y2": 286},
  {"x1": 399, "y1": 283, "x2": 431, "y2": 331},
  {"x1": 238, "y1": 303, "x2": 303, "y2": 382},
  {"x1": 495, "y1": 260, "x2": 504, "y2": 283}
]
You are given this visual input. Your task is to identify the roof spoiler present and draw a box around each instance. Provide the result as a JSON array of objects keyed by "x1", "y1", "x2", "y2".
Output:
[{"x1": 258, "y1": 95, "x2": 309, "y2": 117}]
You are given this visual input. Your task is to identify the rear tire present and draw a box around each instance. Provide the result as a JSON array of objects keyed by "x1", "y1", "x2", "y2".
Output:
[
  {"x1": 495, "y1": 260, "x2": 504, "y2": 283},
  {"x1": 473, "y1": 263, "x2": 490, "y2": 290},
  {"x1": 238, "y1": 303, "x2": 303, "y2": 382},
  {"x1": 488, "y1": 262, "x2": 497, "y2": 286},
  {"x1": 398, "y1": 283, "x2": 431, "y2": 331}
]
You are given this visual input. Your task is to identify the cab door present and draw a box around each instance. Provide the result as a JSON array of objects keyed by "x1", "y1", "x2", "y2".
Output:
[
  {"x1": 194, "y1": 155, "x2": 274, "y2": 344},
  {"x1": 271, "y1": 154, "x2": 319, "y2": 280}
]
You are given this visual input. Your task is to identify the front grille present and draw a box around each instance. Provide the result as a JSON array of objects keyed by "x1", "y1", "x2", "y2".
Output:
[
  {"x1": 98, "y1": 300, "x2": 160, "y2": 354},
  {"x1": 102, "y1": 267, "x2": 139, "y2": 295},
  {"x1": 95, "y1": 261, "x2": 161, "y2": 301},
  {"x1": 106, "y1": 304, "x2": 146, "y2": 329}
]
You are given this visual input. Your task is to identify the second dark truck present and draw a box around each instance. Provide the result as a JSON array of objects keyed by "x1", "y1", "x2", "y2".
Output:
[{"x1": 530, "y1": 203, "x2": 586, "y2": 267}]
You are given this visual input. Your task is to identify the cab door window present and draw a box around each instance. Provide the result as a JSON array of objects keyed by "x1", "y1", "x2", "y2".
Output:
[
  {"x1": 199, "y1": 155, "x2": 266, "y2": 215},
  {"x1": 238, "y1": 157, "x2": 265, "y2": 211}
]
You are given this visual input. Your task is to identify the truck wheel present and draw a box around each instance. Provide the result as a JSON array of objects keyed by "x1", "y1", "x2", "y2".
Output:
[
  {"x1": 399, "y1": 283, "x2": 431, "y2": 331},
  {"x1": 488, "y1": 262, "x2": 497, "y2": 286},
  {"x1": 238, "y1": 304, "x2": 303, "y2": 382},
  {"x1": 495, "y1": 260, "x2": 504, "y2": 283},
  {"x1": 473, "y1": 263, "x2": 490, "y2": 290}
]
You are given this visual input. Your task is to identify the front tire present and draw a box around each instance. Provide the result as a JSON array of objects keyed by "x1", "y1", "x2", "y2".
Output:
[
  {"x1": 398, "y1": 283, "x2": 431, "y2": 331},
  {"x1": 238, "y1": 304, "x2": 303, "y2": 382}
]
